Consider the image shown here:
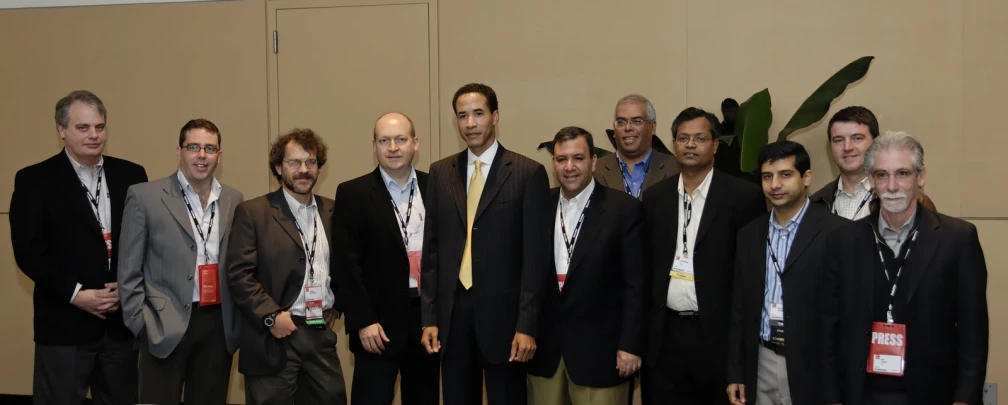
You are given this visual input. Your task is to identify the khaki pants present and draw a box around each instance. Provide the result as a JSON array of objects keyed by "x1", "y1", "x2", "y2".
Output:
[{"x1": 528, "y1": 357, "x2": 629, "y2": 405}]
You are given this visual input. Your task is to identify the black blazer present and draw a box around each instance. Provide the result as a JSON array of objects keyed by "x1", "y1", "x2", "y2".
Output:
[
  {"x1": 641, "y1": 169, "x2": 765, "y2": 369},
  {"x1": 332, "y1": 167, "x2": 429, "y2": 356},
  {"x1": 820, "y1": 205, "x2": 988, "y2": 405},
  {"x1": 528, "y1": 183, "x2": 649, "y2": 388},
  {"x1": 10, "y1": 151, "x2": 148, "y2": 345},
  {"x1": 420, "y1": 145, "x2": 551, "y2": 364},
  {"x1": 226, "y1": 190, "x2": 337, "y2": 376},
  {"x1": 726, "y1": 202, "x2": 849, "y2": 405}
]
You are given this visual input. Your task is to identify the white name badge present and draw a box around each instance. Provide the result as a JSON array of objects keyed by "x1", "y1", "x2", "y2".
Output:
[
  {"x1": 669, "y1": 255, "x2": 695, "y2": 281},
  {"x1": 769, "y1": 301, "x2": 785, "y2": 344},
  {"x1": 304, "y1": 283, "x2": 325, "y2": 325},
  {"x1": 769, "y1": 302, "x2": 784, "y2": 321}
]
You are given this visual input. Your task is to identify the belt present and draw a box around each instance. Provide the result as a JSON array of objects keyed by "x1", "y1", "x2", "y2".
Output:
[
  {"x1": 665, "y1": 308, "x2": 701, "y2": 320},
  {"x1": 290, "y1": 309, "x2": 336, "y2": 329},
  {"x1": 760, "y1": 339, "x2": 785, "y2": 356}
]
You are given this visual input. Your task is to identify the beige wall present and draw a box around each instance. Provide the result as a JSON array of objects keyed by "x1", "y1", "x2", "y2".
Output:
[{"x1": 0, "y1": 0, "x2": 1004, "y2": 402}]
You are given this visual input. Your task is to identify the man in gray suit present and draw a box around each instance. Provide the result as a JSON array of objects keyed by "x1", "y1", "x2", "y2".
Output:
[
  {"x1": 118, "y1": 118, "x2": 244, "y2": 405},
  {"x1": 593, "y1": 94, "x2": 679, "y2": 200}
]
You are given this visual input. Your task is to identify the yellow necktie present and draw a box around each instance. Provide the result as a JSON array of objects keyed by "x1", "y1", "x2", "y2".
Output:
[{"x1": 459, "y1": 160, "x2": 484, "y2": 289}]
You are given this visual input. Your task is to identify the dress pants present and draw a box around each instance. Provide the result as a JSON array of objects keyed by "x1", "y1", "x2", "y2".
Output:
[
  {"x1": 649, "y1": 309, "x2": 728, "y2": 405},
  {"x1": 33, "y1": 330, "x2": 138, "y2": 405},
  {"x1": 528, "y1": 357, "x2": 629, "y2": 405},
  {"x1": 245, "y1": 323, "x2": 347, "y2": 405}
]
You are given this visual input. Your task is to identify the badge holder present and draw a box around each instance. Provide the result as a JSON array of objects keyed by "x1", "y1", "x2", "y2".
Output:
[
  {"x1": 199, "y1": 263, "x2": 221, "y2": 306},
  {"x1": 867, "y1": 321, "x2": 906, "y2": 376},
  {"x1": 769, "y1": 302, "x2": 785, "y2": 345},
  {"x1": 669, "y1": 255, "x2": 695, "y2": 282},
  {"x1": 304, "y1": 283, "x2": 325, "y2": 326}
]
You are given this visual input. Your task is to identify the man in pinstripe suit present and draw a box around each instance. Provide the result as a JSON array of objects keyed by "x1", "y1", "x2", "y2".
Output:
[{"x1": 420, "y1": 83, "x2": 552, "y2": 405}]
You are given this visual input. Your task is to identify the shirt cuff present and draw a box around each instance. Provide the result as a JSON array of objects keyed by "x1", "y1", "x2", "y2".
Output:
[{"x1": 70, "y1": 283, "x2": 83, "y2": 303}]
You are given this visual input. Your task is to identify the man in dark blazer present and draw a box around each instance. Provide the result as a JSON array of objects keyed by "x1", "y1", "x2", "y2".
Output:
[
  {"x1": 332, "y1": 112, "x2": 439, "y2": 405},
  {"x1": 593, "y1": 94, "x2": 679, "y2": 202},
  {"x1": 227, "y1": 129, "x2": 346, "y2": 405},
  {"x1": 725, "y1": 141, "x2": 849, "y2": 405},
  {"x1": 527, "y1": 126, "x2": 649, "y2": 404},
  {"x1": 420, "y1": 83, "x2": 551, "y2": 405},
  {"x1": 118, "y1": 119, "x2": 244, "y2": 405},
  {"x1": 820, "y1": 131, "x2": 988, "y2": 405},
  {"x1": 10, "y1": 90, "x2": 148, "y2": 405},
  {"x1": 642, "y1": 107, "x2": 766, "y2": 405}
]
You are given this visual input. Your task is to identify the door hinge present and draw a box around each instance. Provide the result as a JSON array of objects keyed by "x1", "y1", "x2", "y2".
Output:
[{"x1": 272, "y1": 30, "x2": 278, "y2": 54}]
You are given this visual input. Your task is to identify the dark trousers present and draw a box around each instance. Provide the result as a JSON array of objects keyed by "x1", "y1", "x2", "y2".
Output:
[
  {"x1": 862, "y1": 388, "x2": 909, "y2": 405},
  {"x1": 32, "y1": 331, "x2": 138, "y2": 405},
  {"x1": 245, "y1": 325, "x2": 347, "y2": 405},
  {"x1": 139, "y1": 304, "x2": 233, "y2": 405},
  {"x1": 442, "y1": 286, "x2": 527, "y2": 405},
  {"x1": 351, "y1": 300, "x2": 440, "y2": 405},
  {"x1": 649, "y1": 310, "x2": 728, "y2": 405}
]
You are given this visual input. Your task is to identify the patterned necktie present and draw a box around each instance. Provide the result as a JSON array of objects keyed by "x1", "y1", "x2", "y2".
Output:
[{"x1": 459, "y1": 160, "x2": 484, "y2": 289}]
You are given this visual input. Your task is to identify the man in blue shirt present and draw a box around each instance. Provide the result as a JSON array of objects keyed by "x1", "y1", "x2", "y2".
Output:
[{"x1": 593, "y1": 94, "x2": 679, "y2": 200}]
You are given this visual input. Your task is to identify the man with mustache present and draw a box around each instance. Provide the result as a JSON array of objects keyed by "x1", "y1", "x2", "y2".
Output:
[
  {"x1": 227, "y1": 129, "x2": 346, "y2": 405},
  {"x1": 332, "y1": 112, "x2": 439, "y2": 405},
  {"x1": 118, "y1": 119, "x2": 244, "y2": 405},
  {"x1": 820, "y1": 131, "x2": 988, "y2": 405},
  {"x1": 594, "y1": 94, "x2": 679, "y2": 200},
  {"x1": 811, "y1": 106, "x2": 936, "y2": 220}
]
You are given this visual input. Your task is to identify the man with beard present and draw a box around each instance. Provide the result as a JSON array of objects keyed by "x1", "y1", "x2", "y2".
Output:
[
  {"x1": 820, "y1": 131, "x2": 988, "y2": 405},
  {"x1": 227, "y1": 129, "x2": 346, "y2": 405},
  {"x1": 593, "y1": 94, "x2": 679, "y2": 200}
]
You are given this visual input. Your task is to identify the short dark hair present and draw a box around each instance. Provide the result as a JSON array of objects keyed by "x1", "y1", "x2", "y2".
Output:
[
  {"x1": 551, "y1": 126, "x2": 595, "y2": 156},
  {"x1": 452, "y1": 83, "x2": 498, "y2": 114},
  {"x1": 55, "y1": 90, "x2": 107, "y2": 128},
  {"x1": 269, "y1": 128, "x2": 329, "y2": 181},
  {"x1": 827, "y1": 106, "x2": 879, "y2": 140},
  {"x1": 757, "y1": 140, "x2": 811, "y2": 175},
  {"x1": 178, "y1": 118, "x2": 221, "y2": 147},
  {"x1": 671, "y1": 107, "x2": 722, "y2": 139}
]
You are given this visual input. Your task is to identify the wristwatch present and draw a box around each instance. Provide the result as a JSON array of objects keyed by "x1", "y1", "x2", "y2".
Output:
[{"x1": 264, "y1": 311, "x2": 279, "y2": 327}]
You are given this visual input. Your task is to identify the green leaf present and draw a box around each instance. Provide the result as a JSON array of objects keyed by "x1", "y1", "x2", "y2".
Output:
[
  {"x1": 777, "y1": 56, "x2": 874, "y2": 141},
  {"x1": 736, "y1": 88, "x2": 773, "y2": 173},
  {"x1": 652, "y1": 135, "x2": 672, "y2": 155}
]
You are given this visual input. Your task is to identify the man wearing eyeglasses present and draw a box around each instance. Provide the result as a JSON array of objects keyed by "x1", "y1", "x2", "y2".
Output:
[
  {"x1": 227, "y1": 129, "x2": 346, "y2": 405},
  {"x1": 117, "y1": 118, "x2": 244, "y2": 405},
  {"x1": 593, "y1": 94, "x2": 679, "y2": 200},
  {"x1": 820, "y1": 131, "x2": 988, "y2": 405},
  {"x1": 642, "y1": 107, "x2": 766, "y2": 405}
]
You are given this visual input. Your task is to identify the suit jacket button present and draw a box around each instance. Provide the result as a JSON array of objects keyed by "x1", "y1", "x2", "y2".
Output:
[
  {"x1": 185, "y1": 303, "x2": 191, "y2": 309},
  {"x1": 187, "y1": 274, "x2": 193, "y2": 280},
  {"x1": 300, "y1": 257, "x2": 306, "y2": 263},
  {"x1": 190, "y1": 246, "x2": 196, "y2": 251}
]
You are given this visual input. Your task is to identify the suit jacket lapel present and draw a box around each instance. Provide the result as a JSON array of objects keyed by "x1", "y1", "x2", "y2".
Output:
[
  {"x1": 162, "y1": 175, "x2": 196, "y2": 243},
  {"x1": 642, "y1": 152, "x2": 669, "y2": 189},
  {"x1": 452, "y1": 152, "x2": 467, "y2": 223},
  {"x1": 369, "y1": 168, "x2": 407, "y2": 253},
  {"x1": 59, "y1": 152, "x2": 103, "y2": 236},
  {"x1": 317, "y1": 195, "x2": 334, "y2": 244},
  {"x1": 475, "y1": 147, "x2": 512, "y2": 221},
  {"x1": 904, "y1": 205, "x2": 940, "y2": 304},
  {"x1": 566, "y1": 184, "x2": 605, "y2": 276},
  {"x1": 657, "y1": 174, "x2": 682, "y2": 272},
  {"x1": 268, "y1": 190, "x2": 304, "y2": 249},
  {"x1": 216, "y1": 187, "x2": 233, "y2": 243},
  {"x1": 782, "y1": 202, "x2": 823, "y2": 272},
  {"x1": 694, "y1": 171, "x2": 720, "y2": 245},
  {"x1": 104, "y1": 159, "x2": 128, "y2": 240},
  {"x1": 602, "y1": 157, "x2": 624, "y2": 191}
]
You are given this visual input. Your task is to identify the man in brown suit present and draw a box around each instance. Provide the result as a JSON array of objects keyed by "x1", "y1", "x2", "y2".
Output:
[
  {"x1": 593, "y1": 94, "x2": 679, "y2": 200},
  {"x1": 226, "y1": 128, "x2": 346, "y2": 405}
]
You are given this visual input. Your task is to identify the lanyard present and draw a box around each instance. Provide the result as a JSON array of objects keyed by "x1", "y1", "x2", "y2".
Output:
[
  {"x1": 681, "y1": 190, "x2": 693, "y2": 256},
  {"x1": 617, "y1": 154, "x2": 648, "y2": 199},
  {"x1": 766, "y1": 237, "x2": 785, "y2": 279},
  {"x1": 390, "y1": 181, "x2": 416, "y2": 248},
  {"x1": 180, "y1": 187, "x2": 216, "y2": 264},
  {"x1": 872, "y1": 227, "x2": 919, "y2": 324},
  {"x1": 832, "y1": 186, "x2": 874, "y2": 219},
  {"x1": 81, "y1": 167, "x2": 106, "y2": 232},
  {"x1": 294, "y1": 209, "x2": 320, "y2": 280},
  {"x1": 559, "y1": 195, "x2": 592, "y2": 263}
]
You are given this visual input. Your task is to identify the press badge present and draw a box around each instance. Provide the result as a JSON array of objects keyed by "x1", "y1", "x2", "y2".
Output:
[
  {"x1": 556, "y1": 273, "x2": 566, "y2": 292},
  {"x1": 304, "y1": 283, "x2": 325, "y2": 325},
  {"x1": 408, "y1": 250, "x2": 422, "y2": 289},
  {"x1": 669, "y1": 255, "x2": 695, "y2": 281},
  {"x1": 769, "y1": 302, "x2": 785, "y2": 344},
  {"x1": 867, "y1": 322, "x2": 906, "y2": 376},
  {"x1": 198, "y1": 263, "x2": 221, "y2": 306}
]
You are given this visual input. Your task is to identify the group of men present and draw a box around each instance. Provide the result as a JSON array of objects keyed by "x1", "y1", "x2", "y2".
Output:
[{"x1": 10, "y1": 86, "x2": 987, "y2": 405}]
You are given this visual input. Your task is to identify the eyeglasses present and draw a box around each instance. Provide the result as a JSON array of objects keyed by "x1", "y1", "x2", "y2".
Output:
[
  {"x1": 615, "y1": 117, "x2": 648, "y2": 128},
  {"x1": 871, "y1": 169, "x2": 916, "y2": 182},
  {"x1": 182, "y1": 144, "x2": 220, "y2": 154},
  {"x1": 283, "y1": 159, "x2": 318, "y2": 169},
  {"x1": 675, "y1": 135, "x2": 711, "y2": 145}
]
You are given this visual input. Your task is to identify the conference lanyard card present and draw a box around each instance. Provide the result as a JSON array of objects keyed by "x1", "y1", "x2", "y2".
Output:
[
  {"x1": 556, "y1": 273, "x2": 566, "y2": 292},
  {"x1": 408, "y1": 250, "x2": 422, "y2": 290},
  {"x1": 198, "y1": 263, "x2": 221, "y2": 306},
  {"x1": 304, "y1": 284, "x2": 325, "y2": 325},
  {"x1": 104, "y1": 232, "x2": 112, "y2": 271},
  {"x1": 867, "y1": 321, "x2": 906, "y2": 376},
  {"x1": 669, "y1": 255, "x2": 695, "y2": 282},
  {"x1": 769, "y1": 302, "x2": 785, "y2": 344}
]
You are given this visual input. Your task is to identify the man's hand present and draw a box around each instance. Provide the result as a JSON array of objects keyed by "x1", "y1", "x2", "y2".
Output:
[
  {"x1": 726, "y1": 383, "x2": 746, "y2": 405},
  {"x1": 323, "y1": 311, "x2": 338, "y2": 329},
  {"x1": 616, "y1": 350, "x2": 641, "y2": 378},
  {"x1": 269, "y1": 311, "x2": 297, "y2": 339},
  {"x1": 359, "y1": 323, "x2": 390, "y2": 354},
  {"x1": 421, "y1": 327, "x2": 441, "y2": 354},
  {"x1": 509, "y1": 332, "x2": 536, "y2": 362},
  {"x1": 72, "y1": 288, "x2": 118, "y2": 319},
  {"x1": 96, "y1": 283, "x2": 120, "y2": 313}
]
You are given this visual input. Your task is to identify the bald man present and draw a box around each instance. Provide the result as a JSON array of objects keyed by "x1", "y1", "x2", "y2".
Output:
[{"x1": 332, "y1": 112, "x2": 439, "y2": 405}]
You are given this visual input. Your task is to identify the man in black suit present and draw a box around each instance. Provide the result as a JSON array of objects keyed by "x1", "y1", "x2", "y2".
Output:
[
  {"x1": 10, "y1": 90, "x2": 148, "y2": 405},
  {"x1": 332, "y1": 112, "x2": 439, "y2": 405},
  {"x1": 725, "y1": 141, "x2": 848, "y2": 405},
  {"x1": 642, "y1": 107, "x2": 766, "y2": 405},
  {"x1": 527, "y1": 126, "x2": 649, "y2": 404},
  {"x1": 420, "y1": 83, "x2": 551, "y2": 405},
  {"x1": 820, "y1": 131, "x2": 988, "y2": 405}
]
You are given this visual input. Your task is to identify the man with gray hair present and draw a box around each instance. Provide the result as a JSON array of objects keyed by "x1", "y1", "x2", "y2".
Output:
[
  {"x1": 820, "y1": 131, "x2": 988, "y2": 405},
  {"x1": 593, "y1": 94, "x2": 679, "y2": 200}
]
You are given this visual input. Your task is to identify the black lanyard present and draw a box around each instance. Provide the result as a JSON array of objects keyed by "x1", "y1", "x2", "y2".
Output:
[
  {"x1": 390, "y1": 181, "x2": 416, "y2": 247},
  {"x1": 872, "y1": 226, "x2": 919, "y2": 324},
  {"x1": 766, "y1": 237, "x2": 785, "y2": 280},
  {"x1": 559, "y1": 195, "x2": 592, "y2": 263},
  {"x1": 294, "y1": 209, "x2": 320, "y2": 280},
  {"x1": 81, "y1": 167, "x2": 106, "y2": 232},
  {"x1": 180, "y1": 187, "x2": 216, "y2": 264},
  {"x1": 832, "y1": 186, "x2": 874, "y2": 218},
  {"x1": 681, "y1": 190, "x2": 693, "y2": 256},
  {"x1": 617, "y1": 154, "x2": 648, "y2": 199}
]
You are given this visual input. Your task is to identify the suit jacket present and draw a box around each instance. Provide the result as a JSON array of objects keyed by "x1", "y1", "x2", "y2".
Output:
[
  {"x1": 332, "y1": 167, "x2": 429, "y2": 357},
  {"x1": 593, "y1": 150, "x2": 679, "y2": 200},
  {"x1": 420, "y1": 144, "x2": 551, "y2": 364},
  {"x1": 527, "y1": 183, "x2": 649, "y2": 388},
  {"x1": 641, "y1": 169, "x2": 765, "y2": 369},
  {"x1": 117, "y1": 173, "x2": 244, "y2": 358},
  {"x1": 810, "y1": 175, "x2": 937, "y2": 213},
  {"x1": 226, "y1": 189, "x2": 337, "y2": 376},
  {"x1": 726, "y1": 202, "x2": 849, "y2": 405},
  {"x1": 10, "y1": 150, "x2": 148, "y2": 345},
  {"x1": 820, "y1": 204, "x2": 988, "y2": 405}
]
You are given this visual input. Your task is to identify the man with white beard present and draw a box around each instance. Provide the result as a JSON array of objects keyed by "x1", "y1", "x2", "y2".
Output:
[{"x1": 819, "y1": 131, "x2": 988, "y2": 405}]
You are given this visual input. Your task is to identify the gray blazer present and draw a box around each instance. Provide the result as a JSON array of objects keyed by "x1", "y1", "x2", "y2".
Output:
[
  {"x1": 117, "y1": 173, "x2": 244, "y2": 358},
  {"x1": 593, "y1": 150, "x2": 679, "y2": 200}
]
